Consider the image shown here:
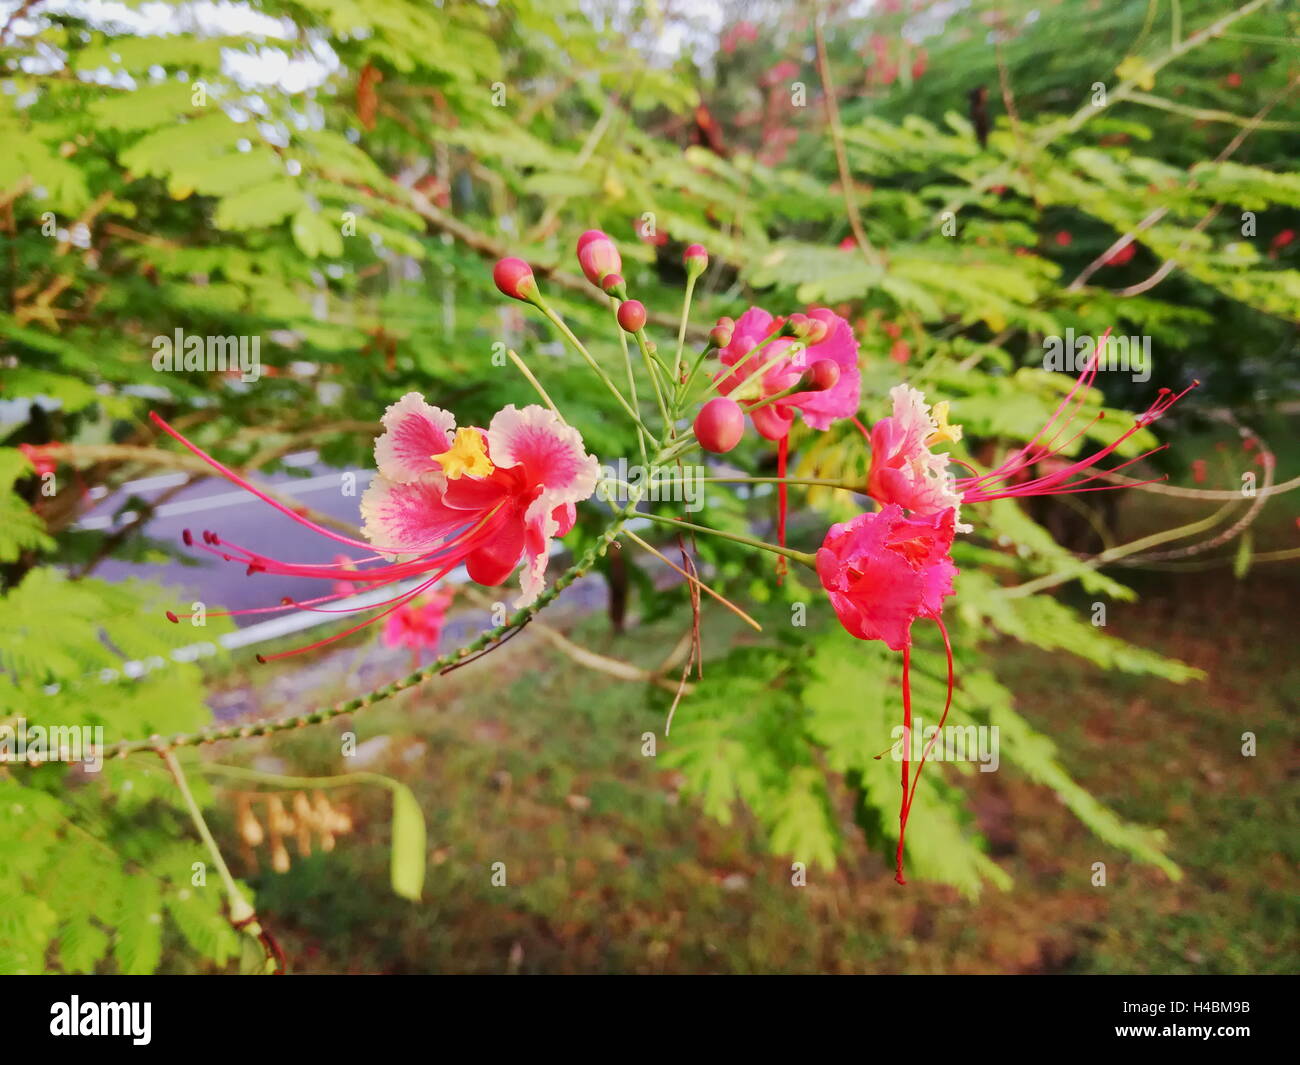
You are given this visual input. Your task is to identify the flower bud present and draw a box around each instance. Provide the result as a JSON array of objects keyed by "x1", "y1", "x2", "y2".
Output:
[
  {"x1": 492, "y1": 257, "x2": 537, "y2": 302},
  {"x1": 805, "y1": 359, "x2": 840, "y2": 392},
  {"x1": 600, "y1": 272, "x2": 625, "y2": 295},
  {"x1": 709, "y1": 316, "x2": 734, "y2": 348},
  {"x1": 683, "y1": 243, "x2": 708, "y2": 278},
  {"x1": 694, "y1": 397, "x2": 746, "y2": 454},
  {"x1": 785, "y1": 313, "x2": 811, "y2": 339},
  {"x1": 803, "y1": 317, "x2": 829, "y2": 345},
  {"x1": 577, "y1": 229, "x2": 621, "y2": 286},
  {"x1": 616, "y1": 299, "x2": 647, "y2": 333}
]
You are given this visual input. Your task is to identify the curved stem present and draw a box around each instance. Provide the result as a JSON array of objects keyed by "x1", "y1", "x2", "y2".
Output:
[{"x1": 635, "y1": 510, "x2": 817, "y2": 567}]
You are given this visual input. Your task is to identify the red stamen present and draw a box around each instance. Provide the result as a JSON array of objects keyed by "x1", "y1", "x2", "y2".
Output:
[{"x1": 896, "y1": 644, "x2": 912, "y2": 885}]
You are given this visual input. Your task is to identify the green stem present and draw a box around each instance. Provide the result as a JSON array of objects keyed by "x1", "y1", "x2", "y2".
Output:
[
  {"x1": 636, "y1": 510, "x2": 817, "y2": 567},
  {"x1": 532, "y1": 295, "x2": 655, "y2": 438},
  {"x1": 203, "y1": 763, "x2": 400, "y2": 792},
  {"x1": 611, "y1": 296, "x2": 649, "y2": 465},
  {"x1": 632, "y1": 326, "x2": 672, "y2": 429},
  {"x1": 673, "y1": 273, "x2": 697, "y2": 383},
  {"x1": 161, "y1": 749, "x2": 255, "y2": 925},
  {"x1": 679, "y1": 341, "x2": 716, "y2": 402}
]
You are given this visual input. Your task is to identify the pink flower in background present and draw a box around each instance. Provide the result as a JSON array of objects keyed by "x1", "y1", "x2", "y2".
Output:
[
  {"x1": 761, "y1": 60, "x2": 800, "y2": 86},
  {"x1": 382, "y1": 586, "x2": 455, "y2": 652},
  {"x1": 713, "y1": 307, "x2": 861, "y2": 442},
  {"x1": 816, "y1": 504, "x2": 957, "y2": 652},
  {"x1": 19, "y1": 443, "x2": 57, "y2": 477},
  {"x1": 1104, "y1": 242, "x2": 1137, "y2": 266}
]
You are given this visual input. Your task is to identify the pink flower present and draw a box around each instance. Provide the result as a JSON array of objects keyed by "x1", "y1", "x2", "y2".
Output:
[
  {"x1": 816, "y1": 504, "x2": 957, "y2": 652},
  {"x1": 382, "y1": 586, "x2": 454, "y2": 652},
  {"x1": 865, "y1": 385, "x2": 969, "y2": 530},
  {"x1": 712, "y1": 307, "x2": 861, "y2": 441},
  {"x1": 360, "y1": 395, "x2": 599, "y2": 607},
  {"x1": 151, "y1": 395, "x2": 599, "y2": 661}
]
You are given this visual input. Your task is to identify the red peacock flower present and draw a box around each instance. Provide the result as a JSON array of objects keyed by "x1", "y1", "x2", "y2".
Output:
[
  {"x1": 153, "y1": 394, "x2": 598, "y2": 661},
  {"x1": 830, "y1": 342, "x2": 1198, "y2": 883}
]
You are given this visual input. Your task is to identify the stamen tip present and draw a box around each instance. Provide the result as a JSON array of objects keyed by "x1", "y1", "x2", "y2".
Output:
[
  {"x1": 181, "y1": 529, "x2": 193, "y2": 546},
  {"x1": 165, "y1": 611, "x2": 179, "y2": 623},
  {"x1": 255, "y1": 654, "x2": 267, "y2": 665}
]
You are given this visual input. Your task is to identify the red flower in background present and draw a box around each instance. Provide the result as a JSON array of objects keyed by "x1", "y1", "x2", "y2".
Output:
[{"x1": 1105, "y1": 242, "x2": 1136, "y2": 266}]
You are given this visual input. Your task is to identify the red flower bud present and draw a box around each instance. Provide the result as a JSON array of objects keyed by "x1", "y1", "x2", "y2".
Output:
[
  {"x1": 577, "y1": 229, "x2": 621, "y2": 286},
  {"x1": 493, "y1": 257, "x2": 537, "y2": 302},
  {"x1": 805, "y1": 359, "x2": 840, "y2": 392},
  {"x1": 694, "y1": 397, "x2": 746, "y2": 454},
  {"x1": 803, "y1": 317, "x2": 829, "y2": 345},
  {"x1": 683, "y1": 243, "x2": 708, "y2": 276},
  {"x1": 709, "y1": 316, "x2": 735, "y2": 348},
  {"x1": 601, "y1": 272, "x2": 625, "y2": 294},
  {"x1": 616, "y1": 299, "x2": 647, "y2": 333}
]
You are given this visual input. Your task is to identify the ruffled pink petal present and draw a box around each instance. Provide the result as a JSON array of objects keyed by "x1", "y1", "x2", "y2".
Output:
[
  {"x1": 816, "y1": 504, "x2": 957, "y2": 650},
  {"x1": 359, "y1": 473, "x2": 471, "y2": 554},
  {"x1": 373, "y1": 392, "x2": 457, "y2": 483},
  {"x1": 486, "y1": 404, "x2": 600, "y2": 508}
]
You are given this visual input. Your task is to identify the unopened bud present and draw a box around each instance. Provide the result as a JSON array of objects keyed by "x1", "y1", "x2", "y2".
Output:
[
  {"x1": 694, "y1": 397, "x2": 746, "y2": 454},
  {"x1": 805, "y1": 359, "x2": 840, "y2": 392},
  {"x1": 709, "y1": 316, "x2": 735, "y2": 348},
  {"x1": 601, "y1": 272, "x2": 625, "y2": 295},
  {"x1": 617, "y1": 299, "x2": 647, "y2": 333},
  {"x1": 683, "y1": 243, "x2": 708, "y2": 278},
  {"x1": 492, "y1": 257, "x2": 537, "y2": 302},
  {"x1": 577, "y1": 229, "x2": 621, "y2": 286}
]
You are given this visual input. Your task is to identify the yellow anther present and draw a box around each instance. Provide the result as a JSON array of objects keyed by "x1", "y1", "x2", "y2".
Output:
[
  {"x1": 926, "y1": 401, "x2": 963, "y2": 447},
  {"x1": 432, "y1": 428, "x2": 494, "y2": 480}
]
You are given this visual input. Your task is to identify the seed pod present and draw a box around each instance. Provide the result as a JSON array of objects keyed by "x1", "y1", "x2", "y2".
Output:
[
  {"x1": 237, "y1": 797, "x2": 265, "y2": 848},
  {"x1": 292, "y1": 791, "x2": 314, "y2": 856}
]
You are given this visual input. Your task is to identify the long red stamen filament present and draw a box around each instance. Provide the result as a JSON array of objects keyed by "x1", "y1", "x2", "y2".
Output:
[
  {"x1": 896, "y1": 644, "x2": 912, "y2": 886},
  {"x1": 904, "y1": 616, "x2": 954, "y2": 818},
  {"x1": 254, "y1": 565, "x2": 455, "y2": 663},
  {"x1": 149, "y1": 411, "x2": 379, "y2": 551}
]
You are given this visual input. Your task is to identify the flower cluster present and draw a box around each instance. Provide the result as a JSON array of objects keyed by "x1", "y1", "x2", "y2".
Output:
[{"x1": 152, "y1": 228, "x2": 1196, "y2": 887}]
